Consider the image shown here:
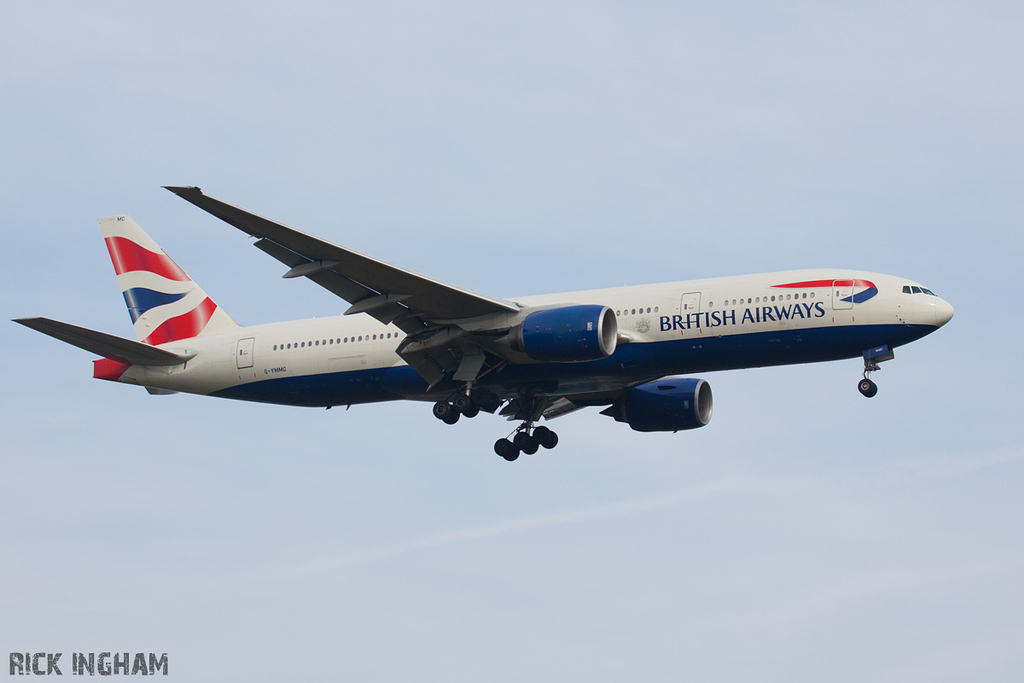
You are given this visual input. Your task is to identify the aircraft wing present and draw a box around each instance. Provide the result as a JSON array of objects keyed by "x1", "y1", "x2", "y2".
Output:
[
  {"x1": 13, "y1": 317, "x2": 194, "y2": 366},
  {"x1": 164, "y1": 186, "x2": 520, "y2": 333}
]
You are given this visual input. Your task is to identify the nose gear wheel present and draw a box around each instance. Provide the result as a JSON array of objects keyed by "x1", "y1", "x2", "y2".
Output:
[{"x1": 859, "y1": 358, "x2": 880, "y2": 398}]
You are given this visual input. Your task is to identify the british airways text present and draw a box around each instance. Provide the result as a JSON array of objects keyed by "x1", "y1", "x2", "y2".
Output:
[{"x1": 660, "y1": 302, "x2": 826, "y2": 331}]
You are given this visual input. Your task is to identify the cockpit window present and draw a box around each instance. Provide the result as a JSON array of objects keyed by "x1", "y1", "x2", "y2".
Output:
[
  {"x1": 903, "y1": 284, "x2": 938, "y2": 296},
  {"x1": 921, "y1": 287, "x2": 935, "y2": 295},
  {"x1": 902, "y1": 285, "x2": 912, "y2": 294},
  {"x1": 911, "y1": 286, "x2": 922, "y2": 294}
]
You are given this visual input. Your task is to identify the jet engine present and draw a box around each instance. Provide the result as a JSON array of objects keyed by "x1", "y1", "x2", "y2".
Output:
[
  {"x1": 509, "y1": 305, "x2": 617, "y2": 362},
  {"x1": 603, "y1": 377, "x2": 713, "y2": 432}
]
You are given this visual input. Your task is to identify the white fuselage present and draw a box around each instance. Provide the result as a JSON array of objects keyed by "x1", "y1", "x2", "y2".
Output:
[{"x1": 114, "y1": 269, "x2": 952, "y2": 407}]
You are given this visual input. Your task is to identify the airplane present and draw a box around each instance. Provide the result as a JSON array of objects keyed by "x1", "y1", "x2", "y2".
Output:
[{"x1": 15, "y1": 187, "x2": 954, "y2": 461}]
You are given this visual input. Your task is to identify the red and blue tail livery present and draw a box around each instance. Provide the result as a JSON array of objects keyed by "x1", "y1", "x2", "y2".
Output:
[
  {"x1": 98, "y1": 215, "x2": 237, "y2": 345},
  {"x1": 16, "y1": 188, "x2": 954, "y2": 461}
]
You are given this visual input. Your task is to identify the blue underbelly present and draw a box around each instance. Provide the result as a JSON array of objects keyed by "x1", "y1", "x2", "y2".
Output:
[{"x1": 210, "y1": 323, "x2": 937, "y2": 407}]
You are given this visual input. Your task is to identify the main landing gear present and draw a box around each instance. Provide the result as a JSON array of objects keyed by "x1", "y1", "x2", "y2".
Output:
[
  {"x1": 493, "y1": 425, "x2": 558, "y2": 462},
  {"x1": 432, "y1": 387, "x2": 500, "y2": 425},
  {"x1": 432, "y1": 389, "x2": 560, "y2": 462}
]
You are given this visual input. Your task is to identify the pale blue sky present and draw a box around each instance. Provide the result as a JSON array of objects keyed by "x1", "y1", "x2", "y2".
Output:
[{"x1": 2, "y1": 2, "x2": 1022, "y2": 681}]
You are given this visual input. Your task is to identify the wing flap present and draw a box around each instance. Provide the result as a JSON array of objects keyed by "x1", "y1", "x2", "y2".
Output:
[{"x1": 542, "y1": 397, "x2": 587, "y2": 420}]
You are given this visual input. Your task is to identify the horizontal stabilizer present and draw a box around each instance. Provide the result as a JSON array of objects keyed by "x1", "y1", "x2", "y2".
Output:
[{"x1": 13, "y1": 317, "x2": 194, "y2": 366}]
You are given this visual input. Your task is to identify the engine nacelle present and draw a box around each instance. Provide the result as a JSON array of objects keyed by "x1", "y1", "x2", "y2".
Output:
[
  {"x1": 510, "y1": 305, "x2": 617, "y2": 362},
  {"x1": 608, "y1": 378, "x2": 713, "y2": 432}
]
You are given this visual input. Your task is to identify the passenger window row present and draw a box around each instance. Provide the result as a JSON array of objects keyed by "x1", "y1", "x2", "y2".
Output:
[
  {"x1": 708, "y1": 292, "x2": 814, "y2": 308},
  {"x1": 272, "y1": 331, "x2": 398, "y2": 351},
  {"x1": 616, "y1": 306, "x2": 659, "y2": 316}
]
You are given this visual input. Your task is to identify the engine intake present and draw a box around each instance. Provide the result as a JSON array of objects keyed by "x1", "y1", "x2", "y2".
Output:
[
  {"x1": 510, "y1": 305, "x2": 617, "y2": 362},
  {"x1": 605, "y1": 378, "x2": 713, "y2": 432}
]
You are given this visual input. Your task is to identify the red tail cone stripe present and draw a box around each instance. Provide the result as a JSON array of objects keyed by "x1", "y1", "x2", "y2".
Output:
[{"x1": 93, "y1": 358, "x2": 132, "y2": 381}]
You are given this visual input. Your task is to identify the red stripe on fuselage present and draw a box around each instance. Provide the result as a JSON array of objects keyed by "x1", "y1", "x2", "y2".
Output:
[
  {"x1": 772, "y1": 279, "x2": 876, "y2": 289},
  {"x1": 105, "y1": 236, "x2": 191, "y2": 281},
  {"x1": 142, "y1": 297, "x2": 218, "y2": 345},
  {"x1": 771, "y1": 279, "x2": 834, "y2": 289},
  {"x1": 93, "y1": 358, "x2": 132, "y2": 381}
]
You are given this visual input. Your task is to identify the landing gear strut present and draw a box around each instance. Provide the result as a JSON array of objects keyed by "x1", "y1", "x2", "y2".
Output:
[
  {"x1": 492, "y1": 394, "x2": 560, "y2": 461},
  {"x1": 858, "y1": 345, "x2": 892, "y2": 398},
  {"x1": 434, "y1": 389, "x2": 560, "y2": 461}
]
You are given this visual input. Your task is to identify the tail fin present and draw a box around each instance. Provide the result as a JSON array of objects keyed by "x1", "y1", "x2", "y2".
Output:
[{"x1": 99, "y1": 215, "x2": 239, "y2": 345}]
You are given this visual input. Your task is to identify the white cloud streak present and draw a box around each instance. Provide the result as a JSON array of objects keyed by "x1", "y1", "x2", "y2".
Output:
[{"x1": 262, "y1": 446, "x2": 1022, "y2": 579}]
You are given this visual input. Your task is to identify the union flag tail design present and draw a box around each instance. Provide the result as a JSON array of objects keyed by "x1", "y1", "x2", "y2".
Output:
[{"x1": 99, "y1": 215, "x2": 239, "y2": 345}]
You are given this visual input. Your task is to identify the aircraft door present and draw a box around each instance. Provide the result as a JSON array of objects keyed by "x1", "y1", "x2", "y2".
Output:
[
  {"x1": 680, "y1": 292, "x2": 701, "y2": 326},
  {"x1": 832, "y1": 281, "x2": 853, "y2": 310},
  {"x1": 236, "y1": 337, "x2": 255, "y2": 369}
]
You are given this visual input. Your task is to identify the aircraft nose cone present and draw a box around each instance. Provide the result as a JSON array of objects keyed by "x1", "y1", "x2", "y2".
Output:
[{"x1": 935, "y1": 298, "x2": 954, "y2": 327}]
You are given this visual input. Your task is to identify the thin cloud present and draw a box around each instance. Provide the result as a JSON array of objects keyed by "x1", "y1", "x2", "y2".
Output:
[
  {"x1": 261, "y1": 447, "x2": 1020, "y2": 579},
  {"x1": 265, "y1": 476, "x2": 772, "y2": 578}
]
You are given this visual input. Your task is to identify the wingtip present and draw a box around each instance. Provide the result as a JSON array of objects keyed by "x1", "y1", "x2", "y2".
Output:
[{"x1": 163, "y1": 185, "x2": 202, "y2": 197}]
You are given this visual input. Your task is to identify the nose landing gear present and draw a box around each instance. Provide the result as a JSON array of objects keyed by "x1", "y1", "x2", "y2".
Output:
[{"x1": 858, "y1": 344, "x2": 893, "y2": 398}]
